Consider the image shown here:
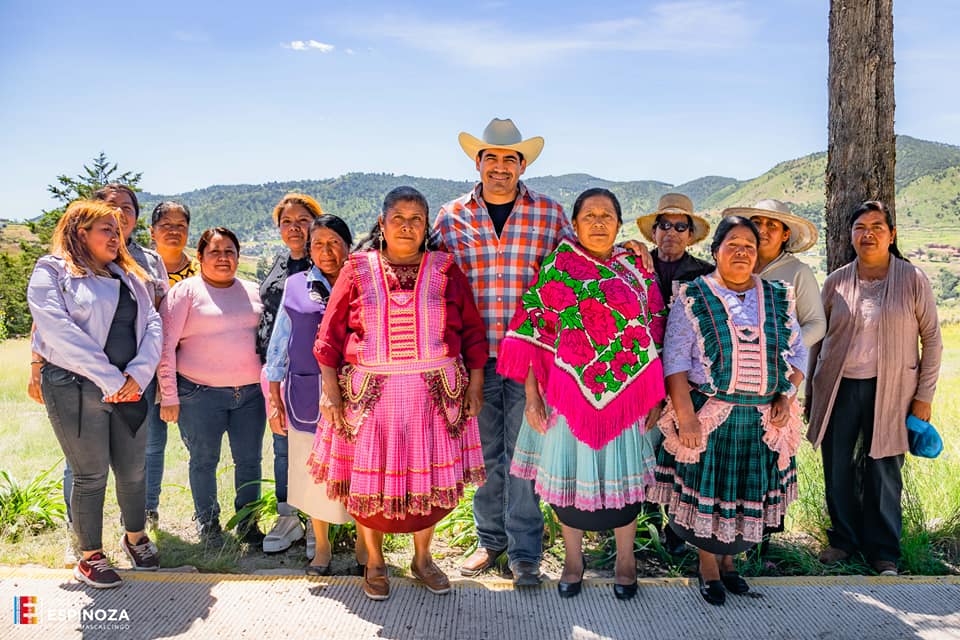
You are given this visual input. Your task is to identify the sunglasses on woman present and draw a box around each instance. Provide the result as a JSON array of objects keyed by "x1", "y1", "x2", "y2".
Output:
[{"x1": 655, "y1": 220, "x2": 692, "y2": 233}]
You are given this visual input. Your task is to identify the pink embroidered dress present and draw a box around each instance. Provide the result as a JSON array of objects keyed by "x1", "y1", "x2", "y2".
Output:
[
  {"x1": 309, "y1": 250, "x2": 487, "y2": 533},
  {"x1": 497, "y1": 240, "x2": 667, "y2": 530}
]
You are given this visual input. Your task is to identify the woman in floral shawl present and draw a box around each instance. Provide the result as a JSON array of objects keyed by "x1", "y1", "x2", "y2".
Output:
[{"x1": 498, "y1": 188, "x2": 667, "y2": 601}]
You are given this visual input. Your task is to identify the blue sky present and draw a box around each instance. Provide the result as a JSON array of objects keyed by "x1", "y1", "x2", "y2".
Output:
[{"x1": 1, "y1": 1, "x2": 957, "y2": 219}]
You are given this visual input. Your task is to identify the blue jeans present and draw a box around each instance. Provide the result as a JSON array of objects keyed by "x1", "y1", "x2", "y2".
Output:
[
  {"x1": 472, "y1": 359, "x2": 543, "y2": 565},
  {"x1": 273, "y1": 433, "x2": 289, "y2": 503},
  {"x1": 175, "y1": 376, "x2": 266, "y2": 524},
  {"x1": 143, "y1": 379, "x2": 166, "y2": 512}
]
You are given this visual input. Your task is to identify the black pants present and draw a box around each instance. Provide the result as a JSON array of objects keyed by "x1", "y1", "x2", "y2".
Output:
[
  {"x1": 821, "y1": 377, "x2": 903, "y2": 563},
  {"x1": 41, "y1": 364, "x2": 147, "y2": 551}
]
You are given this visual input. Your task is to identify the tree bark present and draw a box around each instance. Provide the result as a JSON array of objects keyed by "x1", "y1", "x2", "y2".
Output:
[{"x1": 826, "y1": 0, "x2": 896, "y2": 272}]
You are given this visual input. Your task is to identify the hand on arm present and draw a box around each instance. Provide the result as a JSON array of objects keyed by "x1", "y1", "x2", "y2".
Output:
[
  {"x1": 910, "y1": 399, "x2": 932, "y2": 422},
  {"x1": 771, "y1": 367, "x2": 804, "y2": 428},
  {"x1": 621, "y1": 240, "x2": 654, "y2": 271}
]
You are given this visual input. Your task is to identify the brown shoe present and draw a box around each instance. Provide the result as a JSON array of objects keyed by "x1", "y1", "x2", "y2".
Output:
[
  {"x1": 411, "y1": 561, "x2": 451, "y2": 595},
  {"x1": 818, "y1": 546, "x2": 850, "y2": 564},
  {"x1": 871, "y1": 560, "x2": 898, "y2": 576},
  {"x1": 363, "y1": 566, "x2": 390, "y2": 601},
  {"x1": 460, "y1": 547, "x2": 505, "y2": 577}
]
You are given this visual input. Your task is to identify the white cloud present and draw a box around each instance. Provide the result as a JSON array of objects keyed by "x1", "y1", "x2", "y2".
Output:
[
  {"x1": 345, "y1": 48, "x2": 355, "y2": 55},
  {"x1": 354, "y1": 1, "x2": 756, "y2": 68},
  {"x1": 284, "y1": 40, "x2": 335, "y2": 52}
]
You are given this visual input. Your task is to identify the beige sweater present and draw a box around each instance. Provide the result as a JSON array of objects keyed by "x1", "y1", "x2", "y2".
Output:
[
  {"x1": 758, "y1": 251, "x2": 826, "y2": 347},
  {"x1": 805, "y1": 257, "x2": 942, "y2": 458}
]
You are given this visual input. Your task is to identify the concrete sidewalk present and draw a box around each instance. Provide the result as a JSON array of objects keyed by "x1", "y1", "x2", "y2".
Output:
[{"x1": 2, "y1": 566, "x2": 958, "y2": 639}]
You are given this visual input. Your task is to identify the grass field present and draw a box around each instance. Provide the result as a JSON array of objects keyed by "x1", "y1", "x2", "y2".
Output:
[{"x1": 1, "y1": 325, "x2": 957, "y2": 576}]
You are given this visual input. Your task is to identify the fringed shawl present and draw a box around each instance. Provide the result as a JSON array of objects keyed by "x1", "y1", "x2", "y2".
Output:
[{"x1": 497, "y1": 240, "x2": 667, "y2": 450}]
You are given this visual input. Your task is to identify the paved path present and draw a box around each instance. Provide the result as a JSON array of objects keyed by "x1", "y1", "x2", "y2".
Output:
[{"x1": 2, "y1": 566, "x2": 959, "y2": 639}]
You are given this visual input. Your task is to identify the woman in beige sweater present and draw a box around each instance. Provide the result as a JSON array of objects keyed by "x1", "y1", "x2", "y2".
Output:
[{"x1": 806, "y1": 201, "x2": 942, "y2": 576}]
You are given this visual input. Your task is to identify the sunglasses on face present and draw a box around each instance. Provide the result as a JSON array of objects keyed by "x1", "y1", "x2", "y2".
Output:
[{"x1": 655, "y1": 220, "x2": 692, "y2": 233}]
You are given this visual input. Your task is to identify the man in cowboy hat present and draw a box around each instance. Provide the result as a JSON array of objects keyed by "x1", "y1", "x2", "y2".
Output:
[
  {"x1": 432, "y1": 118, "x2": 565, "y2": 587},
  {"x1": 721, "y1": 199, "x2": 825, "y2": 347},
  {"x1": 636, "y1": 193, "x2": 714, "y2": 304}
]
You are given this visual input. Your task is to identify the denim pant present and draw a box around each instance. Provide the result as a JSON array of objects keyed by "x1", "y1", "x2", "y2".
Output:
[
  {"x1": 142, "y1": 379, "x2": 166, "y2": 512},
  {"x1": 63, "y1": 381, "x2": 162, "y2": 519},
  {"x1": 175, "y1": 376, "x2": 266, "y2": 525},
  {"x1": 42, "y1": 364, "x2": 147, "y2": 551},
  {"x1": 472, "y1": 359, "x2": 543, "y2": 565},
  {"x1": 822, "y1": 377, "x2": 904, "y2": 563}
]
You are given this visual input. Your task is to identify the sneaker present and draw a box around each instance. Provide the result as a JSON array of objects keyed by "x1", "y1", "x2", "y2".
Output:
[
  {"x1": 197, "y1": 519, "x2": 224, "y2": 547},
  {"x1": 145, "y1": 510, "x2": 160, "y2": 530},
  {"x1": 305, "y1": 524, "x2": 316, "y2": 560},
  {"x1": 871, "y1": 560, "x2": 898, "y2": 576},
  {"x1": 263, "y1": 503, "x2": 304, "y2": 553},
  {"x1": 121, "y1": 534, "x2": 160, "y2": 571},
  {"x1": 74, "y1": 552, "x2": 122, "y2": 589}
]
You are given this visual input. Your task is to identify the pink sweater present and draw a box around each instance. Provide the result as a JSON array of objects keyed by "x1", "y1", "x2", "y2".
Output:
[{"x1": 158, "y1": 276, "x2": 263, "y2": 406}]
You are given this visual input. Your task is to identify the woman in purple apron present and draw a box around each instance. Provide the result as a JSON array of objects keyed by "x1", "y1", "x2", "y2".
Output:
[{"x1": 264, "y1": 214, "x2": 365, "y2": 575}]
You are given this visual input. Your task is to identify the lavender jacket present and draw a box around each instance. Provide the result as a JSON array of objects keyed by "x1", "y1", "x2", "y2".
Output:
[
  {"x1": 28, "y1": 255, "x2": 162, "y2": 397},
  {"x1": 805, "y1": 257, "x2": 942, "y2": 458}
]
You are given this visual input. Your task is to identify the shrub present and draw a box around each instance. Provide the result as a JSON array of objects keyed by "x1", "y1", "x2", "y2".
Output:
[{"x1": 0, "y1": 464, "x2": 66, "y2": 541}]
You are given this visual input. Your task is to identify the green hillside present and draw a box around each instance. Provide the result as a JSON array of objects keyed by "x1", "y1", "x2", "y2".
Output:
[{"x1": 125, "y1": 135, "x2": 960, "y2": 258}]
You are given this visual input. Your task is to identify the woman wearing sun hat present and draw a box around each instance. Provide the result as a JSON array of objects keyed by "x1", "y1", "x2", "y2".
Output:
[
  {"x1": 721, "y1": 199, "x2": 825, "y2": 348},
  {"x1": 636, "y1": 193, "x2": 714, "y2": 304}
]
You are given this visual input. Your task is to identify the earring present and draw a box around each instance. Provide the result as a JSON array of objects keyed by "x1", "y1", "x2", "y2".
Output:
[{"x1": 377, "y1": 228, "x2": 384, "y2": 251}]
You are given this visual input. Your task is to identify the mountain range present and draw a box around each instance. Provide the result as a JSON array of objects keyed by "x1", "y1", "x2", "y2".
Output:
[{"x1": 137, "y1": 135, "x2": 960, "y2": 254}]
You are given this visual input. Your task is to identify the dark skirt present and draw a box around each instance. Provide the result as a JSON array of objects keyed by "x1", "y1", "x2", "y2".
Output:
[{"x1": 552, "y1": 502, "x2": 641, "y2": 531}]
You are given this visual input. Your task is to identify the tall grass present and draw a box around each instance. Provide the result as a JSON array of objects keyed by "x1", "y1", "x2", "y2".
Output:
[{"x1": 0, "y1": 332, "x2": 957, "y2": 575}]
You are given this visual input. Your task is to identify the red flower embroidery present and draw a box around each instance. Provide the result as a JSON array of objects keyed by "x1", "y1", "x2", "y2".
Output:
[
  {"x1": 538, "y1": 280, "x2": 578, "y2": 311},
  {"x1": 556, "y1": 252, "x2": 600, "y2": 280},
  {"x1": 583, "y1": 361, "x2": 608, "y2": 395},
  {"x1": 621, "y1": 325, "x2": 651, "y2": 351},
  {"x1": 557, "y1": 329, "x2": 594, "y2": 368},
  {"x1": 600, "y1": 279, "x2": 640, "y2": 319},
  {"x1": 611, "y1": 349, "x2": 638, "y2": 381},
  {"x1": 579, "y1": 298, "x2": 618, "y2": 345},
  {"x1": 649, "y1": 315, "x2": 666, "y2": 345}
]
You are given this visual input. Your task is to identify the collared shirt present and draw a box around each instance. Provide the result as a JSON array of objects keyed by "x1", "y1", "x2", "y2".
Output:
[
  {"x1": 433, "y1": 181, "x2": 574, "y2": 356},
  {"x1": 125, "y1": 238, "x2": 169, "y2": 304},
  {"x1": 264, "y1": 266, "x2": 332, "y2": 382}
]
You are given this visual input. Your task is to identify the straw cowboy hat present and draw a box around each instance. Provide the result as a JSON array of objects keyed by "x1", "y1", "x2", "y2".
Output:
[
  {"x1": 458, "y1": 118, "x2": 544, "y2": 165},
  {"x1": 721, "y1": 199, "x2": 818, "y2": 253},
  {"x1": 636, "y1": 193, "x2": 711, "y2": 244}
]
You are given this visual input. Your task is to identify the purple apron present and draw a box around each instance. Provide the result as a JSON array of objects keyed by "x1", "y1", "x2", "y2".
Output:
[{"x1": 282, "y1": 271, "x2": 328, "y2": 433}]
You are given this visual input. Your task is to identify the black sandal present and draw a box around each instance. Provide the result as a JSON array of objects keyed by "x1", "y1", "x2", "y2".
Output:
[
  {"x1": 720, "y1": 570, "x2": 750, "y2": 595},
  {"x1": 697, "y1": 573, "x2": 726, "y2": 606}
]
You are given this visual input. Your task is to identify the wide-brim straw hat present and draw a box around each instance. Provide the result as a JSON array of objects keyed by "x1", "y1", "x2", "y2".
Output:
[
  {"x1": 636, "y1": 193, "x2": 711, "y2": 244},
  {"x1": 458, "y1": 118, "x2": 544, "y2": 165},
  {"x1": 721, "y1": 199, "x2": 818, "y2": 253}
]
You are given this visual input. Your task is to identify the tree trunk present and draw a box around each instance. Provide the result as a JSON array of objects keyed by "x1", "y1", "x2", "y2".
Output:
[{"x1": 825, "y1": 0, "x2": 896, "y2": 272}]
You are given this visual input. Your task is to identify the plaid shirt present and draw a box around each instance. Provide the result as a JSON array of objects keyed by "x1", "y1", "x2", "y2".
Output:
[{"x1": 433, "y1": 181, "x2": 574, "y2": 356}]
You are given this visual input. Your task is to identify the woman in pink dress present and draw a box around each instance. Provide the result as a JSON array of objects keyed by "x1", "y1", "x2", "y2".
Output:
[{"x1": 309, "y1": 186, "x2": 487, "y2": 601}]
